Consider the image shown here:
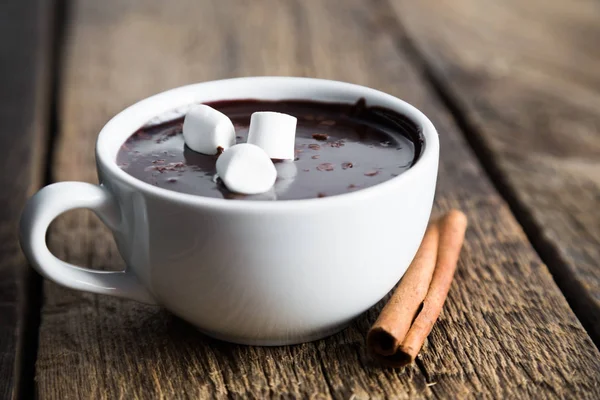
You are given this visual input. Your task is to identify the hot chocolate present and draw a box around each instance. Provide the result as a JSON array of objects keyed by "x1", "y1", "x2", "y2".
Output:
[{"x1": 117, "y1": 99, "x2": 422, "y2": 200}]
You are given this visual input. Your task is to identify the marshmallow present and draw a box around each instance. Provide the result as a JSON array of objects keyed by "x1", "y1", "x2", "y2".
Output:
[
  {"x1": 183, "y1": 104, "x2": 236, "y2": 155},
  {"x1": 274, "y1": 160, "x2": 297, "y2": 195},
  {"x1": 247, "y1": 112, "x2": 297, "y2": 160},
  {"x1": 216, "y1": 144, "x2": 277, "y2": 194}
]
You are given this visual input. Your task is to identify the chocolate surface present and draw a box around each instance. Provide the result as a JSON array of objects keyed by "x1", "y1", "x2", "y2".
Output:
[{"x1": 117, "y1": 99, "x2": 422, "y2": 200}]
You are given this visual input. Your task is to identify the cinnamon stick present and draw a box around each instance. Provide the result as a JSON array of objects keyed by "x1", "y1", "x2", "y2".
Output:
[
  {"x1": 367, "y1": 210, "x2": 468, "y2": 367},
  {"x1": 367, "y1": 222, "x2": 440, "y2": 357}
]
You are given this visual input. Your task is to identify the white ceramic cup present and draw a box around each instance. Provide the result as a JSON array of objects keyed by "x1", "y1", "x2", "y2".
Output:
[{"x1": 20, "y1": 77, "x2": 439, "y2": 345}]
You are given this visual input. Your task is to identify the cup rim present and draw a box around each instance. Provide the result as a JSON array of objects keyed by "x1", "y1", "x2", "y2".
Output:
[{"x1": 96, "y1": 77, "x2": 439, "y2": 211}]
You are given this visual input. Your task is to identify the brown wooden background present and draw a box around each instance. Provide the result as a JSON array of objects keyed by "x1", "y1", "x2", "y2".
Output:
[{"x1": 1, "y1": 0, "x2": 599, "y2": 398}]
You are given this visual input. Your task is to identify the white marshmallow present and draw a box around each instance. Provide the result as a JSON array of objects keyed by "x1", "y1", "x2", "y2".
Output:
[
  {"x1": 247, "y1": 112, "x2": 297, "y2": 160},
  {"x1": 275, "y1": 160, "x2": 298, "y2": 179},
  {"x1": 216, "y1": 144, "x2": 277, "y2": 194},
  {"x1": 274, "y1": 160, "x2": 297, "y2": 195},
  {"x1": 183, "y1": 104, "x2": 236, "y2": 155}
]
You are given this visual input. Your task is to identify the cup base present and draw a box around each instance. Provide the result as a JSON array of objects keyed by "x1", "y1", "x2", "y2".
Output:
[{"x1": 196, "y1": 320, "x2": 353, "y2": 346}]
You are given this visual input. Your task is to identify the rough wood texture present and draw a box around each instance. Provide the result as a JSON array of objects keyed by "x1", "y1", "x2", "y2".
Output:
[
  {"x1": 0, "y1": 1, "x2": 54, "y2": 398},
  {"x1": 389, "y1": 0, "x2": 600, "y2": 342},
  {"x1": 37, "y1": 0, "x2": 600, "y2": 398}
]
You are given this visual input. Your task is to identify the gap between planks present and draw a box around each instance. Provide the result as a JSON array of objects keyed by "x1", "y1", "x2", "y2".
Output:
[{"x1": 18, "y1": 0, "x2": 70, "y2": 398}]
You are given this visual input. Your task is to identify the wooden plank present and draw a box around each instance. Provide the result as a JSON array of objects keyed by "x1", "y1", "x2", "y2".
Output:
[
  {"x1": 0, "y1": 0, "x2": 55, "y2": 398},
  {"x1": 37, "y1": 0, "x2": 600, "y2": 398},
  {"x1": 388, "y1": 0, "x2": 600, "y2": 342}
]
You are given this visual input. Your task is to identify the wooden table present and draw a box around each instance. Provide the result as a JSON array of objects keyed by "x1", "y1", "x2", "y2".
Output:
[{"x1": 2, "y1": 0, "x2": 600, "y2": 398}]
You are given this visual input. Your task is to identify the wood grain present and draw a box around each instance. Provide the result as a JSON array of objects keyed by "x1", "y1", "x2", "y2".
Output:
[
  {"x1": 37, "y1": 0, "x2": 600, "y2": 398},
  {"x1": 0, "y1": 0, "x2": 55, "y2": 398},
  {"x1": 388, "y1": 0, "x2": 600, "y2": 343}
]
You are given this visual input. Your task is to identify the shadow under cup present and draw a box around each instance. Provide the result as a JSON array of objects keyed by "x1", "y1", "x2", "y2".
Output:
[{"x1": 20, "y1": 77, "x2": 439, "y2": 345}]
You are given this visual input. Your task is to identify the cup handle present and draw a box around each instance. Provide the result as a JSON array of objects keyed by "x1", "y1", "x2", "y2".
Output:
[{"x1": 19, "y1": 181, "x2": 157, "y2": 304}]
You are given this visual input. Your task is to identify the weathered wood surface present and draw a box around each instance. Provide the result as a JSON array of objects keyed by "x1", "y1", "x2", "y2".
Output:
[
  {"x1": 390, "y1": 0, "x2": 600, "y2": 342},
  {"x1": 37, "y1": 0, "x2": 600, "y2": 398},
  {"x1": 0, "y1": 0, "x2": 54, "y2": 398}
]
